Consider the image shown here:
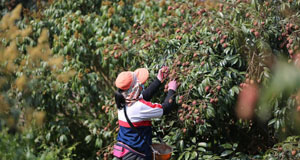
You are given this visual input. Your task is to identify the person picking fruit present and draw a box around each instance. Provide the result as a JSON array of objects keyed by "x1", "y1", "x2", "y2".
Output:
[{"x1": 113, "y1": 66, "x2": 177, "y2": 160}]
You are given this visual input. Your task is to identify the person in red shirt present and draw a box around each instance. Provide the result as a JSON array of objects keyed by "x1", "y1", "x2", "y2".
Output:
[{"x1": 113, "y1": 67, "x2": 177, "y2": 160}]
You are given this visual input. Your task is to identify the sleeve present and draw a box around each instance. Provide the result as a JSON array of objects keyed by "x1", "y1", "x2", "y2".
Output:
[
  {"x1": 142, "y1": 78, "x2": 162, "y2": 101},
  {"x1": 138, "y1": 89, "x2": 176, "y2": 119},
  {"x1": 138, "y1": 99, "x2": 164, "y2": 119},
  {"x1": 162, "y1": 89, "x2": 176, "y2": 115}
]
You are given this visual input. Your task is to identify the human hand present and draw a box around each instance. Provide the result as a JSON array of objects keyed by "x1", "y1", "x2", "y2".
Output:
[
  {"x1": 168, "y1": 80, "x2": 177, "y2": 91},
  {"x1": 157, "y1": 66, "x2": 169, "y2": 82}
]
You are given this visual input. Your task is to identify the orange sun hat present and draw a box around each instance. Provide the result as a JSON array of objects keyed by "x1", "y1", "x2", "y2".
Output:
[
  {"x1": 115, "y1": 68, "x2": 149, "y2": 90},
  {"x1": 134, "y1": 68, "x2": 149, "y2": 84},
  {"x1": 115, "y1": 71, "x2": 133, "y2": 90}
]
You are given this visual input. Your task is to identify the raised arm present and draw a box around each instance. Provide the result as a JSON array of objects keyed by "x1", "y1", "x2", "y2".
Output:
[
  {"x1": 142, "y1": 78, "x2": 161, "y2": 101},
  {"x1": 139, "y1": 80, "x2": 178, "y2": 119},
  {"x1": 142, "y1": 66, "x2": 169, "y2": 101},
  {"x1": 161, "y1": 80, "x2": 177, "y2": 115}
]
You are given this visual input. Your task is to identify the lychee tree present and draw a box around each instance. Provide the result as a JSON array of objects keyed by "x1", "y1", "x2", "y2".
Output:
[
  {"x1": 101, "y1": 1, "x2": 297, "y2": 157},
  {"x1": 103, "y1": 0, "x2": 300, "y2": 159}
]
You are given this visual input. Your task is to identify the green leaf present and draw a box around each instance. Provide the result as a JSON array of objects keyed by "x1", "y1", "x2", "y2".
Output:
[
  {"x1": 46, "y1": 133, "x2": 51, "y2": 141},
  {"x1": 63, "y1": 46, "x2": 69, "y2": 55},
  {"x1": 224, "y1": 48, "x2": 231, "y2": 54},
  {"x1": 185, "y1": 151, "x2": 190, "y2": 160},
  {"x1": 264, "y1": 70, "x2": 270, "y2": 78},
  {"x1": 233, "y1": 143, "x2": 238, "y2": 150},
  {"x1": 218, "y1": 12, "x2": 224, "y2": 18},
  {"x1": 178, "y1": 152, "x2": 185, "y2": 160},
  {"x1": 95, "y1": 138, "x2": 103, "y2": 147},
  {"x1": 220, "y1": 150, "x2": 233, "y2": 157},
  {"x1": 179, "y1": 140, "x2": 184, "y2": 152},
  {"x1": 59, "y1": 135, "x2": 67, "y2": 143},
  {"x1": 268, "y1": 119, "x2": 276, "y2": 126},
  {"x1": 206, "y1": 106, "x2": 215, "y2": 118},
  {"x1": 231, "y1": 58, "x2": 239, "y2": 65},
  {"x1": 202, "y1": 77, "x2": 211, "y2": 86},
  {"x1": 241, "y1": 25, "x2": 248, "y2": 34},
  {"x1": 275, "y1": 120, "x2": 280, "y2": 129},
  {"x1": 230, "y1": 86, "x2": 240, "y2": 96},
  {"x1": 198, "y1": 142, "x2": 208, "y2": 147},
  {"x1": 211, "y1": 68, "x2": 217, "y2": 75},
  {"x1": 85, "y1": 135, "x2": 92, "y2": 144},
  {"x1": 197, "y1": 147, "x2": 206, "y2": 152},
  {"x1": 191, "y1": 151, "x2": 197, "y2": 159},
  {"x1": 222, "y1": 143, "x2": 232, "y2": 149},
  {"x1": 192, "y1": 137, "x2": 196, "y2": 143}
]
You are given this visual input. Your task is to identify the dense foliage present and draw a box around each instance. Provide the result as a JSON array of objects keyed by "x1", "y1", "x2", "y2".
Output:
[{"x1": 0, "y1": 0, "x2": 300, "y2": 159}]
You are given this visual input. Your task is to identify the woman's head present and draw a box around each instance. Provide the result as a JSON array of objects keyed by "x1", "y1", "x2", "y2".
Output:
[
  {"x1": 115, "y1": 68, "x2": 149, "y2": 90},
  {"x1": 115, "y1": 68, "x2": 149, "y2": 108}
]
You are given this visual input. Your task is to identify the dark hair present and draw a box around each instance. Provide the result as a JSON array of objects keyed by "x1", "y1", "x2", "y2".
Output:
[{"x1": 115, "y1": 89, "x2": 125, "y2": 109}]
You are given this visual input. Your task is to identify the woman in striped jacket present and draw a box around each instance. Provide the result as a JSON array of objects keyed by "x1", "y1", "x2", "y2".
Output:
[{"x1": 113, "y1": 67, "x2": 177, "y2": 160}]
